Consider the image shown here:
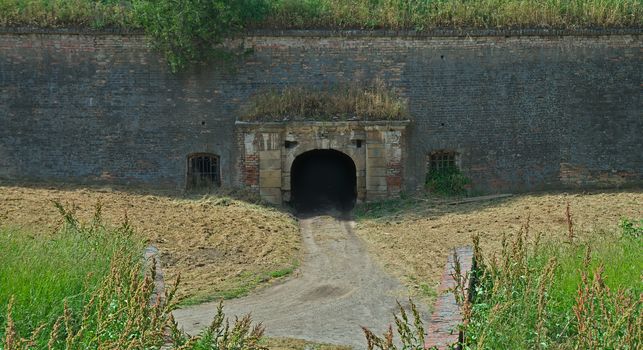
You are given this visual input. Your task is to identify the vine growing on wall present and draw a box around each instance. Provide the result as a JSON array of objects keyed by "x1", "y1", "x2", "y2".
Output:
[{"x1": 132, "y1": 0, "x2": 271, "y2": 72}]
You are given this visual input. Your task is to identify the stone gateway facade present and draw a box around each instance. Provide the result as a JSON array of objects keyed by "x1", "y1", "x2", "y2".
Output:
[
  {"x1": 237, "y1": 121, "x2": 409, "y2": 204},
  {"x1": 1, "y1": 29, "x2": 641, "y2": 204}
]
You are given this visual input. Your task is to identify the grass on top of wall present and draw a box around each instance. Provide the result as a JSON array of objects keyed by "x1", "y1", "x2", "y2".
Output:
[
  {"x1": 241, "y1": 79, "x2": 410, "y2": 122},
  {"x1": 0, "y1": 0, "x2": 641, "y2": 30},
  {"x1": 261, "y1": 0, "x2": 643, "y2": 30},
  {"x1": 0, "y1": 0, "x2": 138, "y2": 28}
]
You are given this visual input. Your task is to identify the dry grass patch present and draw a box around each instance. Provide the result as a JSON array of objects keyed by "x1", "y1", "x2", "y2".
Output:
[
  {"x1": 354, "y1": 190, "x2": 642, "y2": 303},
  {"x1": 241, "y1": 79, "x2": 409, "y2": 122},
  {"x1": 0, "y1": 184, "x2": 301, "y2": 304}
]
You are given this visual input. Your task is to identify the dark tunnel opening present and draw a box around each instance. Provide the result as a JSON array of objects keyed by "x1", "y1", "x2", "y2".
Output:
[{"x1": 291, "y1": 149, "x2": 357, "y2": 213}]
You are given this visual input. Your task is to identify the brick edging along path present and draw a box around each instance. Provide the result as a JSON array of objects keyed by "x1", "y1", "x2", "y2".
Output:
[{"x1": 425, "y1": 246, "x2": 474, "y2": 350}]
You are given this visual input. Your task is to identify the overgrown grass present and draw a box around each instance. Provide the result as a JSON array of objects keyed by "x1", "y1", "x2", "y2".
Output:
[
  {"x1": 262, "y1": 0, "x2": 643, "y2": 30},
  {"x1": 425, "y1": 166, "x2": 471, "y2": 196},
  {"x1": 1, "y1": 202, "x2": 267, "y2": 349},
  {"x1": 362, "y1": 216, "x2": 642, "y2": 350},
  {"x1": 1, "y1": 0, "x2": 640, "y2": 30},
  {"x1": 0, "y1": 202, "x2": 142, "y2": 338},
  {"x1": 241, "y1": 79, "x2": 409, "y2": 122},
  {"x1": 1, "y1": 0, "x2": 640, "y2": 71},
  {"x1": 0, "y1": 0, "x2": 137, "y2": 28},
  {"x1": 460, "y1": 218, "x2": 642, "y2": 349}
]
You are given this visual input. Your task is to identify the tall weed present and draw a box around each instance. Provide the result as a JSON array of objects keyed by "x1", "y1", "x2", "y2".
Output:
[
  {"x1": 1, "y1": 202, "x2": 265, "y2": 350},
  {"x1": 460, "y1": 214, "x2": 642, "y2": 349}
]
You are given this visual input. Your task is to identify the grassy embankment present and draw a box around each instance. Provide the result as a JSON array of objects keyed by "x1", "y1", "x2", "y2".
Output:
[
  {"x1": 1, "y1": 207, "x2": 269, "y2": 349},
  {"x1": 0, "y1": 185, "x2": 301, "y2": 306},
  {"x1": 353, "y1": 191, "x2": 643, "y2": 304},
  {"x1": 460, "y1": 218, "x2": 642, "y2": 348},
  {"x1": 0, "y1": 0, "x2": 640, "y2": 29},
  {"x1": 0, "y1": 203, "x2": 142, "y2": 340},
  {"x1": 362, "y1": 218, "x2": 642, "y2": 349}
]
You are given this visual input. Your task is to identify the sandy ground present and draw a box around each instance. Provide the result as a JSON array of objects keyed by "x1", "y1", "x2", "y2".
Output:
[
  {"x1": 354, "y1": 190, "x2": 643, "y2": 297},
  {"x1": 174, "y1": 214, "x2": 426, "y2": 350},
  {"x1": 0, "y1": 183, "x2": 301, "y2": 303}
]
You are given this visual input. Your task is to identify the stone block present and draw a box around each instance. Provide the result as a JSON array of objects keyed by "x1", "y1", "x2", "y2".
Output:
[
  {"x1": 368, "y1": 167, "x2": 387, "y2": 177},
  {"x1": 259, "y1": 187, "x2": 282, "y2": 204},
  {"x1": 260, "y1": 157, "x2": 282, "y2": 170},
  {"x1": 260, "y1": 170, "x2": 282, "y2": 188},
  {"x1": 367, "y1": 157, "x2": 387, "y2": 168},
  {"x1": 260, "y1": 150, "x2": 281, "y2": 161}
]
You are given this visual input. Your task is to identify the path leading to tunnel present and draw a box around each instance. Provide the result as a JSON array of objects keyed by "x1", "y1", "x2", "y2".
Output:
[{"x1": 173, "y1": 214, "x2": 428, "y2": 349}]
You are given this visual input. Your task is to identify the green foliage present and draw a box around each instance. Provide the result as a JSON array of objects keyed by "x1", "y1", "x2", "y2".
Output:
[
  {"x1": 619, "y1": 217, "x2": 642, "y2": 238},
  {"x1": 0, "y1": 201, "x2": 142, "y2": 337},
  {"x1": 461, "y1": 221, "x2": 642, "y2": 349},
  {"x1": 0, "y1": 0, "x2": 137, "y2": 28},
  {"x1": 362, "y1": 300, "x2": 426, "y2": 350},
  {"x1": 132, "y1": 0, "x2": 270, "y2": 72},
  {"x1": 1, "y1": 0, "x2": 641, "y2": 71},
  {"x1": 263, "y1": 0, "x2": 643, "y2": 29},
  {"x1": 241, "y1": 79, "x2": 409, "y2": 122},
  {"x1": 2, "y1": 0, "x2": 642, "y2": 30},
  {"x1": 169, "y1": 302, "x2": 265, "y2": 350},
  {"x1": 1, "y1": 203, "x2": 266, "y2": 350},
  {"x1": 425, "y1": 167, "x2": 471, "y2": 196}
]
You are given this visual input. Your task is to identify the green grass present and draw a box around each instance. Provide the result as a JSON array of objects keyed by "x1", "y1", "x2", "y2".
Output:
[
  {"x1": 0, "y1": 204, "x2": 143, "y2": 338},
  {"x1": 0, "y1": 0, "x2": 640, "y2": 30},
  {"x1": 1, "y1": 0, "x2": 639, "y2": 72},
  {"x1": 262, "y1": 0, "x2": 643, "y2": 30},
  {"x1": 269, "y1": 266, "x2": 297, "y2": 279},
  {"x1": 463, "y1": 221, "x2": 643, "y2": 349},
  {"x1": 0, "y1": 0, "x2": 137, "y2": 28},
  {"x1": 1, "y1": 203, "x2": 268, "y2": 350},
  {"x1": 179, "y1": 263, "x2": 298, "y2": 306}
]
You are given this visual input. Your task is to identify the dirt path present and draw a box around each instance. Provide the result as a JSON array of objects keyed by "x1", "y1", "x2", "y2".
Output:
[{"x1": 174, "y1": 213, "x2": 427, "y2": 349}]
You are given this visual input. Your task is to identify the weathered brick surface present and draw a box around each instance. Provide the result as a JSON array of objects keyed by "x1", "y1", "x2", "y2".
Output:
[
  {"x1": 0, "y1": 32, "x2": 641, "y2": 191},
  {"x1": 426, "y1": 246, "x2": 474, "y2": 350}
]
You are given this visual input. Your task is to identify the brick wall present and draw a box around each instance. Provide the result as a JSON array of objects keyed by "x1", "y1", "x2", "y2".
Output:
[{"x1": 1, "y1": 30, "x2": 641, "y2": 192}]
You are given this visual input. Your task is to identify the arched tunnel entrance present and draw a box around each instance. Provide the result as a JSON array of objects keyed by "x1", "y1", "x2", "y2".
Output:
[{"x1": 291, "y1": 149, "x2": 357, "y2": 212}]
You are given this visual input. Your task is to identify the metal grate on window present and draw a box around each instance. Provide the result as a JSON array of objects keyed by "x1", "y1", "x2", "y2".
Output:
[
  {"x1": 187, "y1": 154, "x2": 220, "y2": 189},
  {"x1": 428, "y1": 151, "x2": 457, "y2": 172}
]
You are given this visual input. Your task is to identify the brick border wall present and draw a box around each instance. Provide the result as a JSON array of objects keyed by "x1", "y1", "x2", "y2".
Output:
[
  {"x1": 425, "y1": 246, "x2": 474, "y2": 350},
  {"x1": 143, "y1": 246, "x2": 165, "y2": 306}
]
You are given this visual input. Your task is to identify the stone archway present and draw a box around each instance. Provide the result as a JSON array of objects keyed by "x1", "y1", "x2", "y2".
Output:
[
  {"x1": 236, "y1": 120, "x2": 410, "y2": 205},
  {"x1": 291, "y1": 149, "x2": 357, "y2": 212}
]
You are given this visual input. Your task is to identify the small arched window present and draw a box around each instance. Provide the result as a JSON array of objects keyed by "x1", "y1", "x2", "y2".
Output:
[{"x1": 187, "y1": 153, "x2": 220, "y2": 189}]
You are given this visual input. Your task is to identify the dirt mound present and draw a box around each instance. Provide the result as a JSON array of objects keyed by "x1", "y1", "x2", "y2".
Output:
[{"x1": 0, "y1": 184, "x2": 301, "y2": 303}]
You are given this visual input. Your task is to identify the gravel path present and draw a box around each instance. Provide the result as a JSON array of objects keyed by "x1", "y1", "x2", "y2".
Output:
[{"x1": 173, "y1": 213, "x2": 428, "y2": 349}]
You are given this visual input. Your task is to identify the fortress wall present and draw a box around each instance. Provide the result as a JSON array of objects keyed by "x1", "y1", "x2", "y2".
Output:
[{"x1": 1, "y1": 31, "x2": 641, "y2": 192}]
